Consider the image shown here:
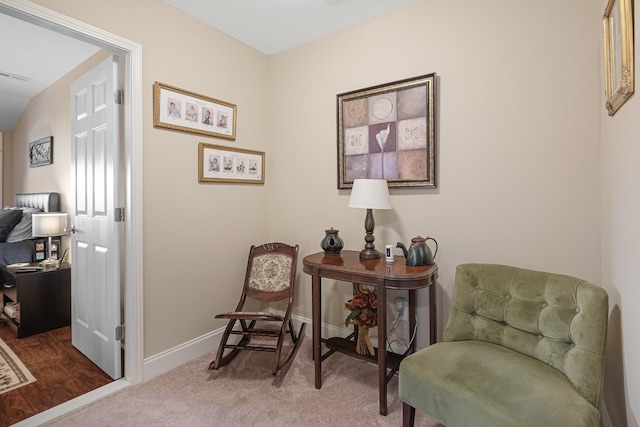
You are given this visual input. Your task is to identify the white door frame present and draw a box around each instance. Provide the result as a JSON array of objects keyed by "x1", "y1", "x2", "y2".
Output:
[{"x1": 0, "y1": 0, "x2": 144, "y2": 415}]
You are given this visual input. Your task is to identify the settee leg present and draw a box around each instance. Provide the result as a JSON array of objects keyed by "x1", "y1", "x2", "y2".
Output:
[{"x1": 402, "y1": 402, "x2": 416, "y2": 427}]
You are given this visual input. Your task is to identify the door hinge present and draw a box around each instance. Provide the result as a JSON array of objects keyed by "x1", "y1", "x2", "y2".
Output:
[
  {"x1": 114, "y1": 89, "x2": 123, "y2": 105},
  {"x1": 115, "y1": 324, "x2": 125, "y2": 341},
  {"x1": 115, "y1": 207, "x2": 125, "y2": 222}
]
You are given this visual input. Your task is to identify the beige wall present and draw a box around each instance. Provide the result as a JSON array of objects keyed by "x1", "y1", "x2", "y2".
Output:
[
  {"x1": 17, "y1": 0, "x2": 637, "y2": 424},
  {"x1": 600, "y1": 0, "x2": 640, "y2": 422},
  {"x1": 268, "y1": 0, "x2": 602, "y2": 338},
  {"x1": 2, "y1": 132, "x2": 12, "y2": 205}
]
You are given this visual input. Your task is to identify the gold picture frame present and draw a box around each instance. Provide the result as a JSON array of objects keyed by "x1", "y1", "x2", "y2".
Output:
[
  {"x1": 337, "y1": 73, "x2": 437, "y2": 189},
  {"x1": 603, "y1": 0, "x2": 634, "y2": 116},
  {"x1": 198, "y1": 143, "x2": 265, "y2": 184},
  {"x1": 153, "y1": 82, "x2": 237, "y2": 139}
]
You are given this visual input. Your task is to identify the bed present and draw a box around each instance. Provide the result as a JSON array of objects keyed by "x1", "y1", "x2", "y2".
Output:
[{"x1": 0, "y1": 192, "x2": 61, "y2": 266}]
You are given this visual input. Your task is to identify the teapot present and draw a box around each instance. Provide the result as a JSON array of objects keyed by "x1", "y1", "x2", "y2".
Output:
[{"x1": 396, "y1": 236, "x2": 438, "y2": 266}]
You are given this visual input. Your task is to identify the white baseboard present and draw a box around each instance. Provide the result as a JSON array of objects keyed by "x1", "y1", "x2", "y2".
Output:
[
  {"x1": 141, "y1": 310, "x2": 412, "y2": 382},
  {"x1": 142, "y1": 310, "x2": 344, "y2": 381},
  {"x1": 143, "y1": 326, "x2": 225, "y2": 381}
]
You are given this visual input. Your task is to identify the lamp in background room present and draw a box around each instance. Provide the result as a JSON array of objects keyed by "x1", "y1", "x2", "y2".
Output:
[
  {"x1": 348, "y1": 179, "x2": 391, "y2": 259},
  {"x1": 32, "y1": 212, "x2": 67, "y2": 269}
]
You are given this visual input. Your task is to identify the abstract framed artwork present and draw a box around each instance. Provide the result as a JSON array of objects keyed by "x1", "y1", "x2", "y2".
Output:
[
  {"x1": 603, "y1": 0, "x2": 634, "y2": 116},
  {"x1": 28, "y1": 136, "x2": 53, "y2": 167},
  {"x1": 198, "y1": 142, "x2": 265, "y2": 184},
  {"x1": 337, "y1": 73, "x2": 437, "y2": 189},
  {"x1": 153, "y1": 81, "x2": 237, "y2": 140}
]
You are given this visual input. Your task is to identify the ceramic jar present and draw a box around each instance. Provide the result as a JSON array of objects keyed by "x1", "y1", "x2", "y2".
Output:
[{"x1": 321, "y1": 228, "x2": 344, "y2": 256}]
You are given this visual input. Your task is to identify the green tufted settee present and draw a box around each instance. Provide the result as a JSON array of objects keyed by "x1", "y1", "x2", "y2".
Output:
[{"x1": 399, "y1": 263, "x2": 609, "y2": 427}]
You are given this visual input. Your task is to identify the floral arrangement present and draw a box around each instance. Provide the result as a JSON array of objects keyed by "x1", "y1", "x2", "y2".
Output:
[{"x1": 344, "y1": 285, "x2": 377, "y2": 356}]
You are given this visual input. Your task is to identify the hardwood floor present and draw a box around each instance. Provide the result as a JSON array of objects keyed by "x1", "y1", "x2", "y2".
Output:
[{"x1": 0, "y1": 324, "x2": 113, "y2": 426}]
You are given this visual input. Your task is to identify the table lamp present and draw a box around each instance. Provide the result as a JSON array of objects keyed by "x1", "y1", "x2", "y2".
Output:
[
  {"x1": 32, "y1": 212, "x2": 67, "y2": 268},
  {"x1": 348, "y1": 179, "x2": 391, "y2": 259}
]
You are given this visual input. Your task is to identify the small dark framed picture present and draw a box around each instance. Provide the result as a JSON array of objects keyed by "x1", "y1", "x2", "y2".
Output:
[
  {"x1": 49, "y1": 239, "x2": 61, "y2": 260},
  {"x1": 34, "y1": 239, "x2": 46, "y2": 261},
  {"x1": 29, "y1": 136, "x2": 53, "y2": 167}
]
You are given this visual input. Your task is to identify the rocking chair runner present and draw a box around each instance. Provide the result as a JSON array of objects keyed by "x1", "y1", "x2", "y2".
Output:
[{"x1": 209, "y1": 242, "x2": 306, "y2": 375}]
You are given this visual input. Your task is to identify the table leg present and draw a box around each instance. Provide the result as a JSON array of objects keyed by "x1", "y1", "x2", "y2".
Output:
[
  {"x1": 312, "y1": 272, "x2": 322, "y2": 388},
  {"x1": 377, "y1": 283, "x2": 387, "y2": 416},
  {"x1": 408, "y1": 289, "x2": 417, "y2": 353},
  {"x1": 429, "y1": 281, "x2": 437, "y2": 345}
]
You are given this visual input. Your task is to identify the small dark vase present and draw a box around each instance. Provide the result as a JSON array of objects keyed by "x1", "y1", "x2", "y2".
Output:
[{"x1": 321, "y1": 228, "x2": 344, "y2": 256}]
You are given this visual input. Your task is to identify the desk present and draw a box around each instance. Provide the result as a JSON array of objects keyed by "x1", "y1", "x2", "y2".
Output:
[{"x1": 302, "y1": 250, "x2": 438, "y2": 415}]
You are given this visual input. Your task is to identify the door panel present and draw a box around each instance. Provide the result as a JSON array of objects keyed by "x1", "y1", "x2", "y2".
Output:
[{"x1": 70, "y1": 55, "x2": 122, "y2": 380}]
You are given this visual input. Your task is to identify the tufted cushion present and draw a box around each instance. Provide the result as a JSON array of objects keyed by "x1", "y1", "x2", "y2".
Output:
[
  {"x1": 248, "y1": 253, "x2": 293, "y2": 292},
  {"x1": 443, "y1": 263, "x2": 608, "y2": 408}
]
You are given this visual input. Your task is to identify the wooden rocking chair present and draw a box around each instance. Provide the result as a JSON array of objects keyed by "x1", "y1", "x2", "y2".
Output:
[{"x1": 209, "y1": 242, "x2": 306, "y2": 376}]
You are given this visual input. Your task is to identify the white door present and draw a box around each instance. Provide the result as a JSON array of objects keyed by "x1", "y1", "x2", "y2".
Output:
[{"x1": 70, "y1": 55, "x2": 122, "y2": 380}]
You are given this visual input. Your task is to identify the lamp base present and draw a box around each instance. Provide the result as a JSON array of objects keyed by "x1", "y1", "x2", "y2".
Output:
[
  {"x1": 359, "y1": 208, "x2": 381, "y2": 260},
  {"x1": 359, "y1": 248, "x2": 381, "y2": 260}
]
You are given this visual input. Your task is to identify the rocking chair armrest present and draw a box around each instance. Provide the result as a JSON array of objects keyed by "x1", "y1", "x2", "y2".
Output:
[{"x1": 215, "y1": 311, "x2": 284, "y2": 322}]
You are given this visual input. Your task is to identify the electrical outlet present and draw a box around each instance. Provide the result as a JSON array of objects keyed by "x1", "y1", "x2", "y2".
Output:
[
  {"x1": 400, "y1": 301, "x2": 408, "y2": 321},
  {"x1": 395, "y1": 297, "x2": 409, "y2": 321}
]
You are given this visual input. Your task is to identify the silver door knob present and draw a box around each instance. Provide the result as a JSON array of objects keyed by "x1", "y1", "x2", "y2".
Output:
[{"x1": 65, "y1": 225, "x2": 77, "y2": 234}]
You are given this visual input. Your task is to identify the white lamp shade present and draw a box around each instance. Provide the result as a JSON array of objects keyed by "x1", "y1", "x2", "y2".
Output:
[
  {"x1": 32, "y1": 212, "x2": 67, "y2": 237},
  {"x1": 348, "y1": 179, "x2": 391, "y2": 210}
]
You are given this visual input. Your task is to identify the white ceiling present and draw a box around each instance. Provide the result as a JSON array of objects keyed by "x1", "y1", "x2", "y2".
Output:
[
  {"x1": 0, "y1": 13, "x2": 100, "y2": 132},
  {"x1": 163, "y1": 0, "x2": 417, "y2": 55},
  {"x1": 0, "y1": 0, "x2": 416, "y2": 132}
]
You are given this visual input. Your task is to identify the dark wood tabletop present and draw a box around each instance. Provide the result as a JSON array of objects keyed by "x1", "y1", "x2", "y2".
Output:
[{"x1": 302, "y1": 250, "x2": 438, "y2": 290}]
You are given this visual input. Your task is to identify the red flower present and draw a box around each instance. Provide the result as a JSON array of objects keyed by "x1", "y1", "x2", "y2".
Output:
[
  {"x1": 353, "y1": 294, "x2": 368, "y2": 308},
  {"x1": 369, "y1": 293, "x2": 377, "y2": 309}
]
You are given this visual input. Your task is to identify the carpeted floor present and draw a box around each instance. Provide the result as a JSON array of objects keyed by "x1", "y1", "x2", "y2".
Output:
[
  {"x1": 0, "y1": 336, "x2": 35, "y2": 395},
  {"x1": 45, "y1": 336, "x2": 440, "y2": 426}
]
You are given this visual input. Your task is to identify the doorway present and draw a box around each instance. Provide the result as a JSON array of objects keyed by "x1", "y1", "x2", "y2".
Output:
[{"x1": 0, "y1": 0, "x2": 143, "y2": 423}]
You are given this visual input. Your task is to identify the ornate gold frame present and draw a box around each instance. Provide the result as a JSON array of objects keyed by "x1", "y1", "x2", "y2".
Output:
[
  {"x1": 337, "y1": 73, "x2": 437, "y2": 189},
  {"x1": 198, "y1": 143, "x2": 265, "y2": 184},
  {"x1": 153, "y1": 82, "x2": 237, "y2": 139},
  {"x1": 603, "y1": 0, "x2": 634, "y2": 116}
]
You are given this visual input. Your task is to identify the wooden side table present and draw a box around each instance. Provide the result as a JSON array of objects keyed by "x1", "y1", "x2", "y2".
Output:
[
  {"x1": 0, "y1": 265, "x2": 71, "y2": 338},
  {"x1": 302, "y1": 250, "x2": 438, "y2": 416}
]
